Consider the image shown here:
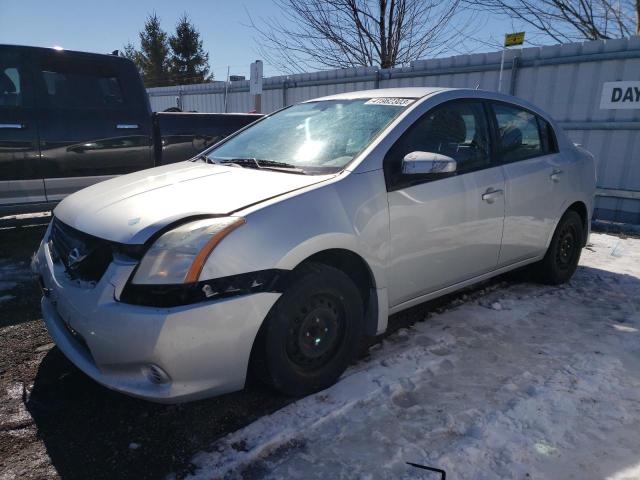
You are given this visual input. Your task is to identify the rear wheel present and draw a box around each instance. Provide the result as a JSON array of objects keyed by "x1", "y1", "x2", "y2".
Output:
[
  {"x1": 533, "y1": 210, "x2": 584, "y2": 285},
  {"x1": 254, "y1": 263, "x2": 364, "y2": 397}
]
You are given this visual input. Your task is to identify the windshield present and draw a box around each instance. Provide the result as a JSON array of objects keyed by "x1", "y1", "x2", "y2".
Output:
[{"x1": 205, "y1": 98, "x2": 413, "y2": 173}]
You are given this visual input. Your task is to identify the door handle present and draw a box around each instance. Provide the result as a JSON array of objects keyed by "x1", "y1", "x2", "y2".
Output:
[
  {"x1": 482, "y1": 188, "x2": 504, "y2": 204},
  {"x1": 550, "y1": 168, "x2": 563, "y2": 182},
  {"x1": 0, "y1": 123, "x2": 25, "y2": 129},
  {"x1": 116, "y1": 123, "x2": 139, "y2": 130}
]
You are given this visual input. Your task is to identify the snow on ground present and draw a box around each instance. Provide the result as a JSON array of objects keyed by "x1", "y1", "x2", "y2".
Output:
[
  {"x1": 0, "y1": 211, "x2": 51, "y2": 223},
  {"x1": 0, "y1": 211, "x2": 51, "y2": 232},
  {"x1": 0, "y1": 213, "x2": 41, "y2": 297},
  {"x1": 185, "y1": 233, "x2": 640, "y2": 480},
  {"x1": 0, "y1": 258, "x2": 31, "y2": 299}
]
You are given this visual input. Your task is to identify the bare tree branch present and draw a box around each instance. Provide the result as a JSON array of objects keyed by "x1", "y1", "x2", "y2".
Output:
[
  {"x1": 464, "y1": 0, "x2": 637, "y2": 43},
  {"x1": 248, "y1": 0, "x2": 470, "y2": 73}
]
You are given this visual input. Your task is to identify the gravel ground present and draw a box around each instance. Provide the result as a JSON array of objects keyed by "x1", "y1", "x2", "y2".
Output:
[{"x1": 0, "y1": 215, "x2": 637, "y2": 480}]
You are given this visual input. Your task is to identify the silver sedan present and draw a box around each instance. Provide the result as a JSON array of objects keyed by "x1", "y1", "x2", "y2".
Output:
[{"x1": 32, "y1": 88, "x2": 596, "y2": 402}]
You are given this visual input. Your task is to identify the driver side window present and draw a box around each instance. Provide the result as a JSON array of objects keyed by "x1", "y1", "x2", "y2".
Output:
[
  {"x1": 384, "y1": 100, "x2": 491, "y2": 189},
  {"x1": 0, "y1": 67, "x2": 22, "y2": 107}
]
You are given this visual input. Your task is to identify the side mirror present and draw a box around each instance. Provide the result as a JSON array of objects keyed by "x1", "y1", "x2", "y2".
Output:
[{"x1": 401, "y1": 151, "x2": 457, "y2": 176}]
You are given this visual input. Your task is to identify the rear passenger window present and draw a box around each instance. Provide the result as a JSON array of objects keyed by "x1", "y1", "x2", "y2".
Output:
[
  {"x1": 493, "y1": 104, "x2": 544, "y2": 162},
  {"x1": 39, "y1": 60, "x2": 124, "y2": 109},
  {"x1": 0, "y1": 66, "x2": 23, "y2": 107}
]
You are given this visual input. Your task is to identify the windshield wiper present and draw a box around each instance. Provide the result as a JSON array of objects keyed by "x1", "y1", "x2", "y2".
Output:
[
  {"x1": 218, "y1": 157, "x2": 261, "y2": 168},
  {"x1": 191, "y1": 152, "x2": 208, "y2": 163},
  {"x1": 214, "y1": 158, "x2": 307, "y2": 174}
]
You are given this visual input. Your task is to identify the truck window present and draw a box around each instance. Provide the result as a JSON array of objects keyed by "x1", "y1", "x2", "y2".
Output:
[
  {"x1": 0, "y1": 66, "x2": 22, "y2": 107},
  {"x1": 39, "y1": 60, "x2": 125, "y2": 109}
]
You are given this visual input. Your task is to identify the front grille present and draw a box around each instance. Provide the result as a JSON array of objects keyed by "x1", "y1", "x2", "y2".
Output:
[{"x1": 49, "y1": 217, "x2": 113, "y2": 283}]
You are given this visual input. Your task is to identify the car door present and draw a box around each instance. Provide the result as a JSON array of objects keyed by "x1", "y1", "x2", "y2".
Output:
[
  {"x1": 385, "y1": 100, "x2": 506, "y2": 307},
  {"x1": 33, "y1": 50, "x2": 153, "y2": 202},
  {"x1": 490, "y1": 102, "x2": 563, "y2": 266},
  {"x1": 0, "y1": 46, "x2": 46, "y2": 210}
]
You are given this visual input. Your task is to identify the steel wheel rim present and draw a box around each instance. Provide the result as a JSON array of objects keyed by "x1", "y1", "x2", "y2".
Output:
[
  {"x1": 556, "y1": 224, "x2": 578, "y2": 270},
  {"x1": 286, "y1": 294, "x2": 346, "y2": 371}
]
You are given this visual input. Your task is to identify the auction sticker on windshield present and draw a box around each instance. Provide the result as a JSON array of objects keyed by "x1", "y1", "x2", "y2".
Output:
[{"x1": 364, "y1": 98, "x2": 415, "y2": 106}]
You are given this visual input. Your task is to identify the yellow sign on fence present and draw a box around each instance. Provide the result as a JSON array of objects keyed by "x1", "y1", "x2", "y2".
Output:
[{"x1": 504, "y1": 32, "x2": 525, "y2": 47}]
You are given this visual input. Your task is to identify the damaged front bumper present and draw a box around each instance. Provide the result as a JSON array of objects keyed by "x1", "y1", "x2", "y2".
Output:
[{"x1": 32, "y1": 228, "x2": 281, "y2": 403}]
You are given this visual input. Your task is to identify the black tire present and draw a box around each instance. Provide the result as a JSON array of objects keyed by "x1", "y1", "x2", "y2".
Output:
[
  {"x1": 533, "y1": 210, "x2": 584, "y2": 285},
  {"x1": 254, "y1": 262, "x2": 364, "y2": 397}
]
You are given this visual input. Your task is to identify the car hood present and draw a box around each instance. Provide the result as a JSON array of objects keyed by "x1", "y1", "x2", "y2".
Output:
[{"x1": 54, "y1": 161, "x2": 335, "y2": 244}]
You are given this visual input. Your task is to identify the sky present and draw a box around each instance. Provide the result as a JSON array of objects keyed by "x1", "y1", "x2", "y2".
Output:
[{"x1": 0, "y1": 0, "x2": 519, "y2": 80}]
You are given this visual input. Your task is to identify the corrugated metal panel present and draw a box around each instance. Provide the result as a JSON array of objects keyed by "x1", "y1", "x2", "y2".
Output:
[{"x1": 147, "y1": 36, "x2": 640, "y2": 224}]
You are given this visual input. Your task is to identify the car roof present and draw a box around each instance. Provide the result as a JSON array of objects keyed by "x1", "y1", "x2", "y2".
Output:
[
  {"x1": 307, "y1": 87, "x2": 454, "y2": 102},
  {"x1": 305, "y1": 87, "x2": 555, "y2": 123}
]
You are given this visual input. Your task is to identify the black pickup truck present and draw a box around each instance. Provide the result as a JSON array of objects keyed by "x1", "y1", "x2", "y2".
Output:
[{"x1": 0, "y1": 44, "x2": 261, "y2": 215}]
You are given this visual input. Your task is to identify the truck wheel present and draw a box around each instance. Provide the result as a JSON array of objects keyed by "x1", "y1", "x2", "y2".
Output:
[
  {"x1": 256, "y1": 263, "x2": 364, "y2": 397},
  {"x1": 534, "y1": 210, "x2": 584, "y2": 285}
]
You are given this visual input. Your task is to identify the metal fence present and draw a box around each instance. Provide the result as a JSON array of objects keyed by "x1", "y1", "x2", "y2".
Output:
[{"x1": 148, "y1": 37, "x2": 640, "y2": 224}]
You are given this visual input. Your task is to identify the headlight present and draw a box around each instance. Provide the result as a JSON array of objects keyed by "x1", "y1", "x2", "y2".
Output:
[{"x1": 132, "y1": 217, "x2": 245, "y2": 285}]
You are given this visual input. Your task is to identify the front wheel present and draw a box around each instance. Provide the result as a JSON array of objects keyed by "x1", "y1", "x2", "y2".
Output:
[
  {"x1": 533, "y1": 210, "x2": 584, "y2": 285},
  {"x1": 253, "y1": 263, "x2": 364, "y2": 397}
]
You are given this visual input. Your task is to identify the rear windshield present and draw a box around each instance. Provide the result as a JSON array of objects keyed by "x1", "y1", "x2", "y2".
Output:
[{"x1": 206, "y1": 98, "x2": 413, "y2": 173}]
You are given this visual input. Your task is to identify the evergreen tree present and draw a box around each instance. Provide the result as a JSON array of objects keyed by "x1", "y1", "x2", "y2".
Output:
[
  {"x1": 169, "y1": 14, "x2": 212, "y2": 85},
  {"x1": 121, "y1": 42, "x2": 141, "y2": 70},
  {"x1": 138, "y1": 13, "x2": 171, "y2": 87}
]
